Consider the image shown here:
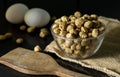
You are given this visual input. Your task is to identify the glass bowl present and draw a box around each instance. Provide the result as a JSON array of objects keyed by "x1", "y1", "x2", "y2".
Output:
[{"x1": 50, "y1": 23, "x2": 107, "y2": 59}]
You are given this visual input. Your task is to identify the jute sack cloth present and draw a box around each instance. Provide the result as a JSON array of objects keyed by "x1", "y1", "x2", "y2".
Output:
[{"x1": 45, "y1": 16, "x2": 120, "y2": 77}]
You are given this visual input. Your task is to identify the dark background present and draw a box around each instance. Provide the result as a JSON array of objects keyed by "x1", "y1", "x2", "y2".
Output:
[
  {"x1": 1, "y1": 0, "x2": 120, "y2": 19},
  {"x1": 0, "y1": 0, "x2": 120, "y2": 77}
]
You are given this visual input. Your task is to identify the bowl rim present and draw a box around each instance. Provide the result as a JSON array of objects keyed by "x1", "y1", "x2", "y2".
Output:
[{"x1": 50, "y1": 23, "x2": 107, "y2": 40}]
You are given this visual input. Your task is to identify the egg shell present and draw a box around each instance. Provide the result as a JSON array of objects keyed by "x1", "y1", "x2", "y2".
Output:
[
  {"x1": 5, "y1": 3, "x2": 29, "y2": 24},
  {"x1": 24, "y1": 8, "x2": 50, "y2": 27}
]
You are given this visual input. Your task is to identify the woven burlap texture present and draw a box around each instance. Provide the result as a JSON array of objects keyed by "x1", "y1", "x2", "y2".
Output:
[{"x1": 45, "y1": 16, "x2": 120, "y2": 77}]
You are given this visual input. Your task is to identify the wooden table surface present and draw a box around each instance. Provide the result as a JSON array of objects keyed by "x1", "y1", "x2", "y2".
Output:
[
  {"x1": 0, "y1": 13, "x2": 109, "y2": 77},
  {"x1": 0, "y1": 0, "x2": 120, "y2": 77}
]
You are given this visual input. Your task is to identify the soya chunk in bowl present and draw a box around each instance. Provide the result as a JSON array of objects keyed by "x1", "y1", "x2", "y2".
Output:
[{"x1": 51, "y1": 11, "x2": 107, "y2": 59}]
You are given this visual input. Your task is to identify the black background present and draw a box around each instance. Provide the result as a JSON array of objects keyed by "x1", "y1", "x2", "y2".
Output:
[
  {"x1": 0, "y1": 0, "x2": 120, "y2": 77},
  {"x1": 1, "y1": 0, "x2": 120, "y2": 19}
]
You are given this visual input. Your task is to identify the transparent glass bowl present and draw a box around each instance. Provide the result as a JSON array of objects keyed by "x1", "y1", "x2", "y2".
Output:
[{"x1": 50, "y1": 23, "x2": 107, "y2": 59}]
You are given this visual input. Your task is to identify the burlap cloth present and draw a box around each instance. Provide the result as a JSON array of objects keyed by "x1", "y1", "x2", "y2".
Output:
[{"x1": 45, "y1": 16, "x2": 120, "y2": 77}]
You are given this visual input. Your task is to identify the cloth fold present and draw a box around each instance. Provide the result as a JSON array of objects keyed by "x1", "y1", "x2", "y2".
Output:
[{"x1": 45, "y1": 16, "x2": 120, "y2": 77}]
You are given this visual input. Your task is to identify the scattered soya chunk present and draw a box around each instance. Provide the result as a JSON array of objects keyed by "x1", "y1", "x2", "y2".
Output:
[
  {"x1": 16, "y1": 38, "x2": 24, "y2": 44},
  {"x1": 39, "y1": 28, "x2": 49, "y2": 38},
  {"x1": 0, "y1": 32, "x2": 12, "y2": 40},
  {"x1": 27, "y1": 26, "x2": 36, "y2": 33},
  {"x1": 34, "y1": 45, "x2": 42, "y2": 52},
  {"x1": 19, "y1": 25, "x2": 27, "y2": 31}
]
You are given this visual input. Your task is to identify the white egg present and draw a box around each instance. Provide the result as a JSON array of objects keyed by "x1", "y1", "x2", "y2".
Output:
[
  {"x1": 5, "y1": 3, "x2": 29, "y2": 24},
  {"x1": 24, "y1": 8, "x2": 50, "y2": 27}
]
